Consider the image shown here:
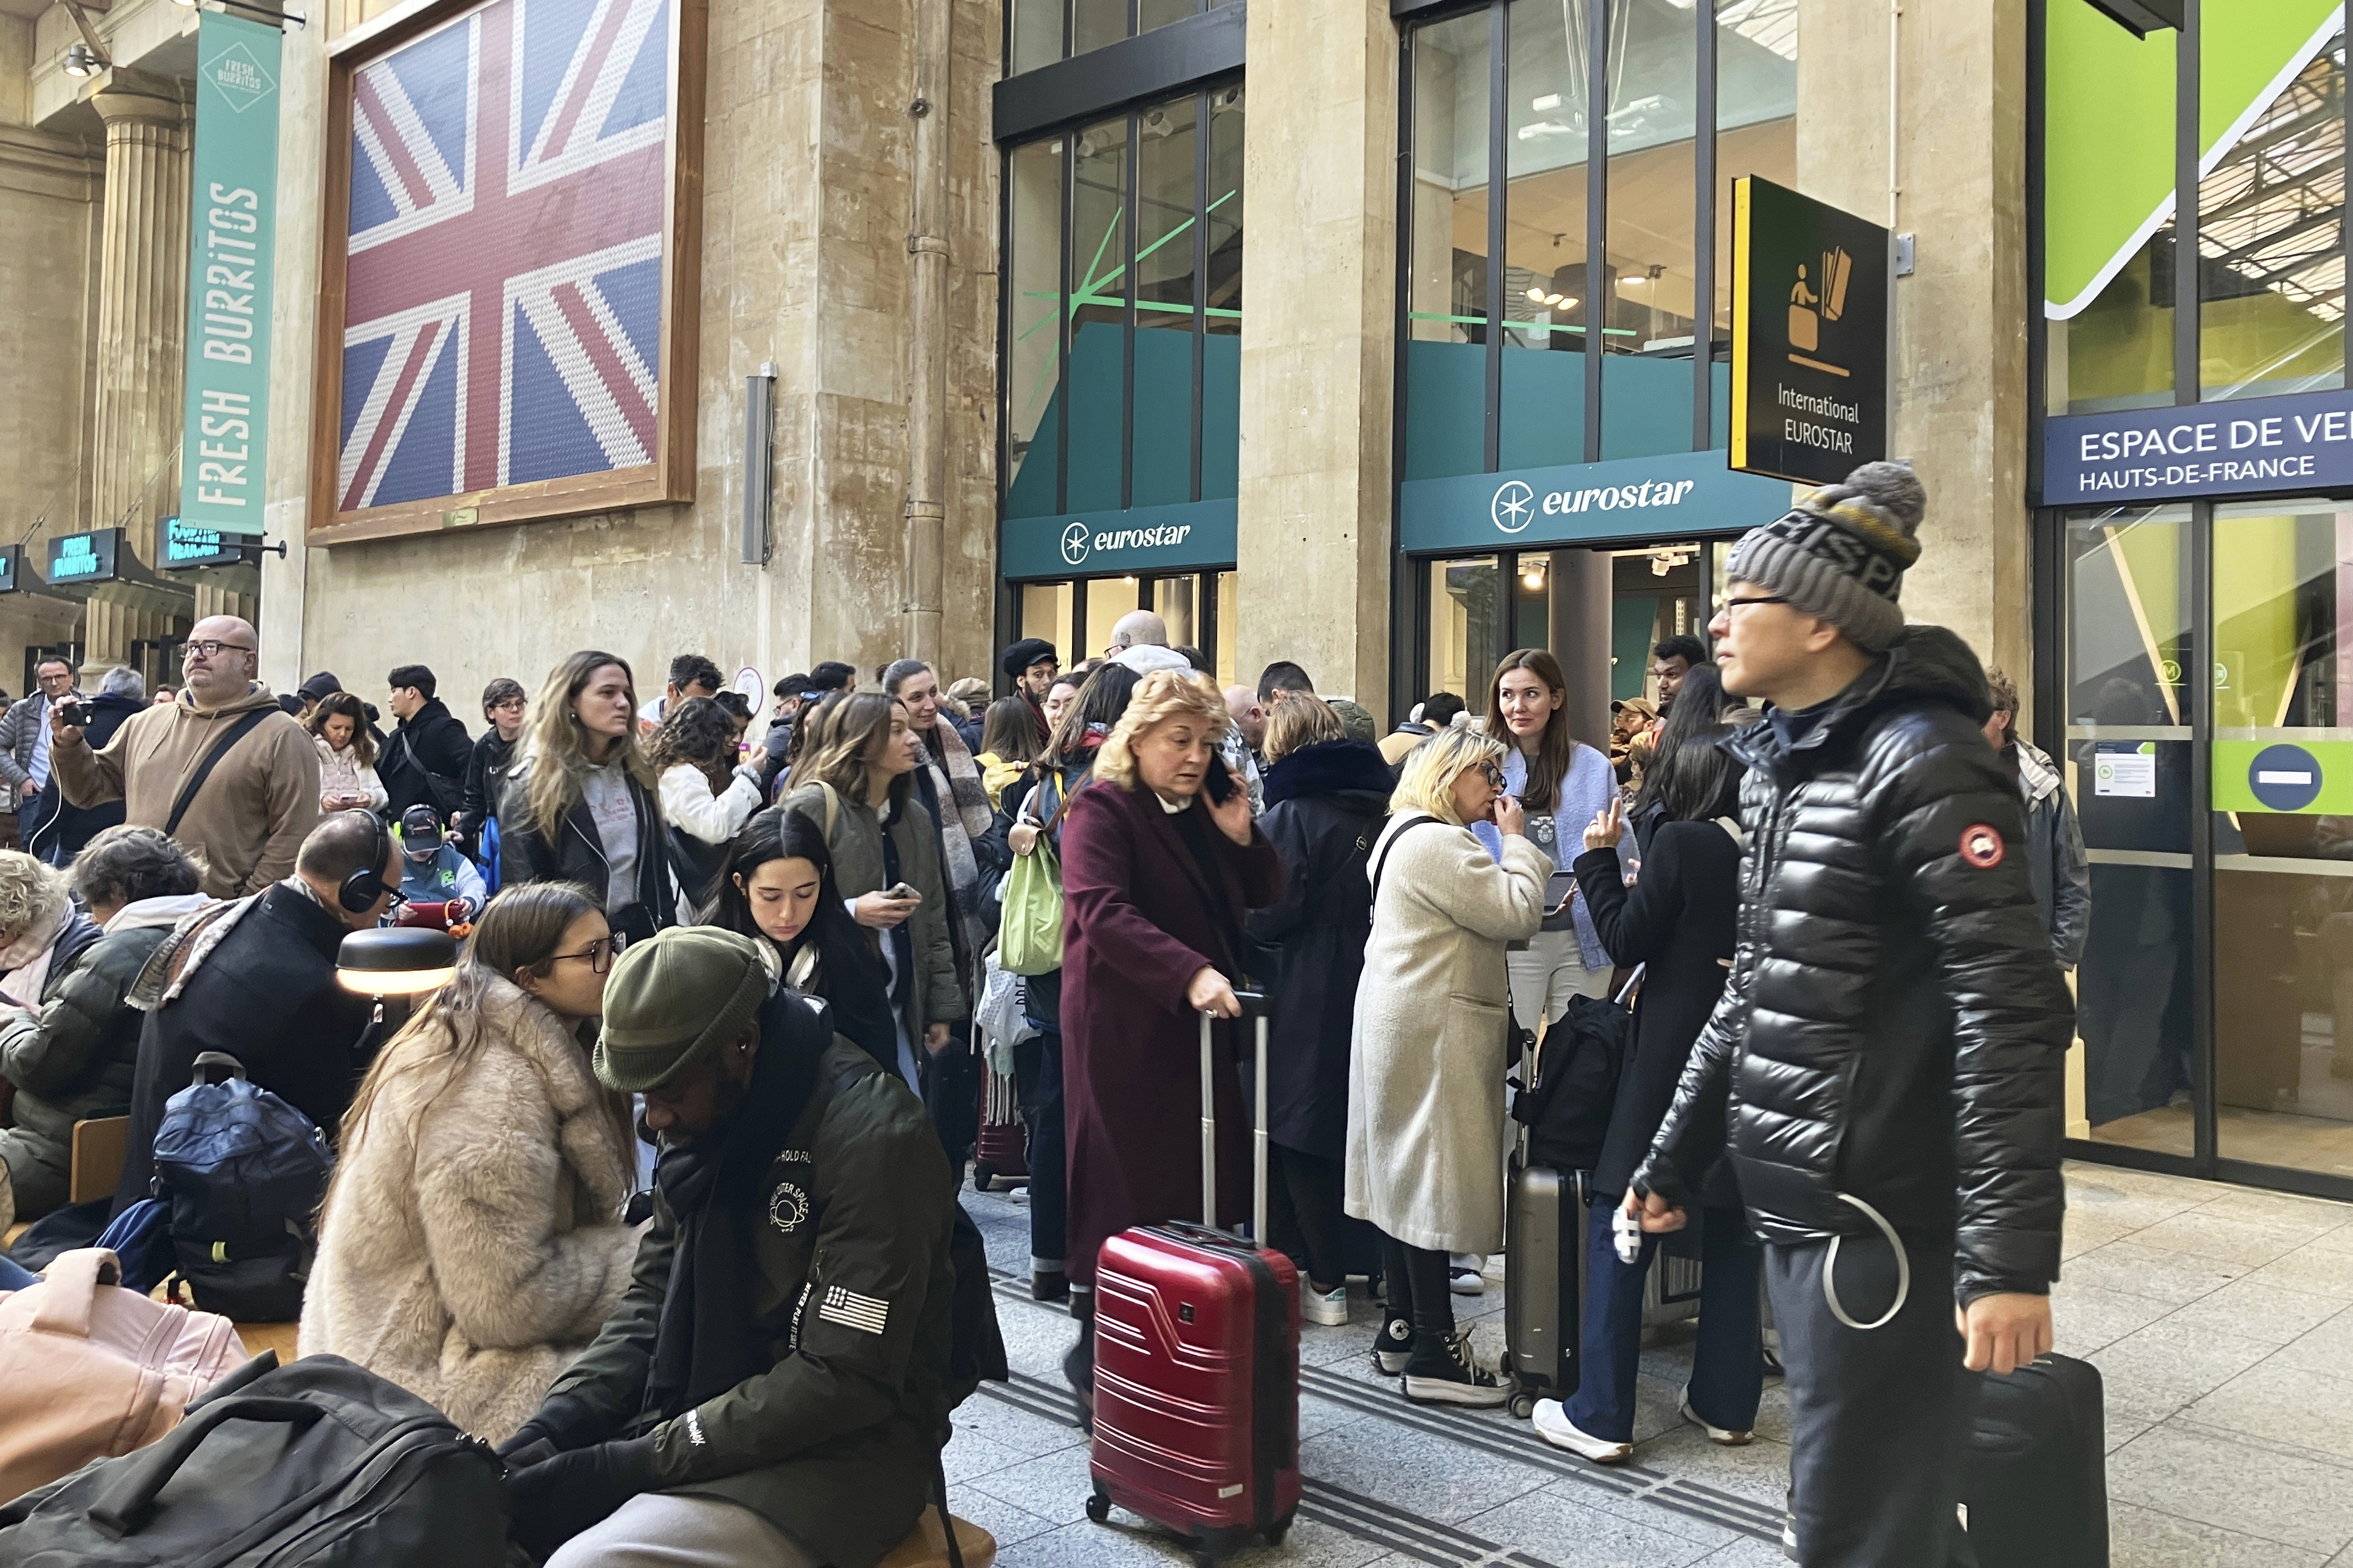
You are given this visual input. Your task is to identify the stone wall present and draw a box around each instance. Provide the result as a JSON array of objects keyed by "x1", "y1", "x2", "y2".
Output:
[
  {"x1": 260, "y1": 0, "x2": 1003, "y2": 711},
  {"x1": 0, "y1": 16, "x2": 102, "y2": 687}
]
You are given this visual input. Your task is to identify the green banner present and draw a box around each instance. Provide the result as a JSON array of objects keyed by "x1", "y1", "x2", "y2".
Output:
[
  {"x1": 2044, "y1": 0, "x2": 2340, "y2": 318},
  {"x1": 179, "y1": 12, "x2": 282, "y2": 538}
]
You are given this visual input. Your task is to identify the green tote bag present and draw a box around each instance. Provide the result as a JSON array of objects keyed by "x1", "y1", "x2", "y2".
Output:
[{"x1": 997, "y1": 779, "x2": 1073, "y2": 976}]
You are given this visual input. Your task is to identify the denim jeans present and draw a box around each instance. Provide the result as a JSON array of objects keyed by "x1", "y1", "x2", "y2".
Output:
[{"x1": 1561, "y1": 1202, "x2": 1762, "y2": 1443}]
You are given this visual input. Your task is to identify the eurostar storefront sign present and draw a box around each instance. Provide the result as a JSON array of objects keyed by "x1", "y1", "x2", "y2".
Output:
[
  {"x1": 1398, "y1": 449, "x2": 1792, "y2": 555},
  {"x1": 1000, "y1": 497, "x2": 1238, "y2": 581},
  {"x1": 2041, "y1": 387, "x2": 2353, "y2": 505}
]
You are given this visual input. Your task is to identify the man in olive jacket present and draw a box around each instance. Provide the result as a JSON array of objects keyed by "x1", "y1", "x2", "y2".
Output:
[
  {"x1": 1616, "y1": 463, "x2": 2074, "y2": 1568},
  {"x1": 498, "y1": 928, "x2": 960, "y2": 1568}
]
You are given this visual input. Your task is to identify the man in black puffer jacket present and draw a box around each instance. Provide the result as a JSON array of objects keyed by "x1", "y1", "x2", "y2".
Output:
[{"x1": 1613, "y1": 462, "x2": 2074, "y2": 1568}]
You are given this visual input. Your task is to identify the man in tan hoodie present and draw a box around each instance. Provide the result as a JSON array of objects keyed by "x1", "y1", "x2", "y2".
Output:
[{"x1": 51, "y1": 616, "x2": 320, "y2": 899}]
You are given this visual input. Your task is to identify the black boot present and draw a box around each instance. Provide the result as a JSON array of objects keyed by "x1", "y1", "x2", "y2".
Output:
[{"x1": 1063, "y1": 1287, "x2": 1096, "y2": 1431}]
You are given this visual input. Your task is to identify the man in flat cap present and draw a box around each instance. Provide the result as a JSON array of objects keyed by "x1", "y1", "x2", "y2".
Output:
[{"x1": 498, "y1": 927, "x2": 964, "y2": 1568}]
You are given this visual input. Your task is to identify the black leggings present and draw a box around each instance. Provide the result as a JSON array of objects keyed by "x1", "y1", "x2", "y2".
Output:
[
  {"x1": 1269, "y1": 1146, "x2": 1346, "y2": 1292},
  {"x1": 1379, "y1": 1233, "x2": 1455, "y2": 1338}
]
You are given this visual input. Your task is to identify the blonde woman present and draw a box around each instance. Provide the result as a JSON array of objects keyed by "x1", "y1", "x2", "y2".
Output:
[
  {"x1": 1057, "y1": 669, "x2": 1283, "y2": 1417},
  {"x1": 1347, "y1": 725, "x2": 1547, "y2": 1406},
  {"x1": 499, "y1": 651, "x2": 675, "y2": 940},
  {"x1": 779, "y1": 691, "x2": 964, "y2": 1092}
]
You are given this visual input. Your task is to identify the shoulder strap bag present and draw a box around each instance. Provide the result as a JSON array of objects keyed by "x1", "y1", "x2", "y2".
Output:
[
  {"x1": 997, "y1": 775, "x2": 1077, "y2": 977},
  {"x1": 165, "y1": 710, "x2": 272, "y2": 838}
]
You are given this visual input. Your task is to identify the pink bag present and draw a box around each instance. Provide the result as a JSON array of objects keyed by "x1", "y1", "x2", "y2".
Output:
[{"x1": 0, "y1": 1247, "x2": 247, "y2": 1501}]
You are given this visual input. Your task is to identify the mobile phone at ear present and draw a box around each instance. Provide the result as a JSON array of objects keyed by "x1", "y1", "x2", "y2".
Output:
[{"x1": 1203, "y1": 753, "x2": 1236, "y2": 806}]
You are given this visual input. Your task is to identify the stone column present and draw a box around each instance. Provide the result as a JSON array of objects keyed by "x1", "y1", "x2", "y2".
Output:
[
  {"x1": 1235, "y1": 0, "x2": 1397, "y2": 724},
  {"x1": 1795, "y1": 0, "x2": 2030, "y2": 689},
  {"x1": 89, "y1": 69, "x2": 190, "y2": 550}
]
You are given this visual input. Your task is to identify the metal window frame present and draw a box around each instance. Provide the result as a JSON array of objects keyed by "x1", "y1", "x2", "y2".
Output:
[{"x1": 994, "y1": 3, "x2": 1244, "y2": 145}]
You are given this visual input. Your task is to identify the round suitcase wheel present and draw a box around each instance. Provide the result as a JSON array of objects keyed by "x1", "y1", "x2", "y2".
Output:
[
  {"x1": 1264, "y1": 1518, "x2": 1291, "y2": 1547},
  {"x1": 972, "y1": 1163, "x2": 997, "y2": 1193},
  {"x1": 1509, "y1": 1391, "x2": 1537, "y2": 1419},
  {"x1": 1084, "y1": 1487, "x2": 1111, "y2": 1524}
]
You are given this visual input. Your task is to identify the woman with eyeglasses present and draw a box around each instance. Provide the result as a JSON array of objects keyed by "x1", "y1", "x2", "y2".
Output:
[
  {"x1": 1347, "y1": 724, "x2": 1548, "y2": 1407},
  {"x1": 302, "y1": 882, "x2": 641, "y2": 1442}
]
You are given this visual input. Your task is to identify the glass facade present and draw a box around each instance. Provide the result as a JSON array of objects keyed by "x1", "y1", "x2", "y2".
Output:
[
  {"x1": 1011, "y1": 0, "x2": 1242, "y2": 77},
  {"x1": 1402, "y1": 0, "x2": 1795, "y2": 481},
  {"x1": 1000, "y1": 85, "x2": 1245, "y2": 524}
]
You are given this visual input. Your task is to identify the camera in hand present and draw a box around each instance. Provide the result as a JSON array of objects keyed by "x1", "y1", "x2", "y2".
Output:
[{"x1": 57, "y1": 699, "x2": 91, "y2": 730}]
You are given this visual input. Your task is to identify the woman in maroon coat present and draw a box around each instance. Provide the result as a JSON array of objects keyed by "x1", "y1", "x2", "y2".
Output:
[{"x1": 1059, "y1": 669, "x2": 1283, "y2": 1415}]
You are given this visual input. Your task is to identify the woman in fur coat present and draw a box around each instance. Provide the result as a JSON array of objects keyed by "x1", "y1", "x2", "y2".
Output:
[
  {"x1": 301, "y1": 881, "x2": 639, "y2": 1442},
  {"x1": 1347, "y1": 724, "x2": 1547, "y2": 1409}
]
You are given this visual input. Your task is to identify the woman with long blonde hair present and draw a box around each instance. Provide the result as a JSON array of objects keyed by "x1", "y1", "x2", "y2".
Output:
[
  {"x1": 1056, "y1": 668, "x2": 1283, "y2": 1419},
  {"x1": 301, "y1": 882, "x2": 639, "y2": 1440},
  {"x1": 500, "y1": 651, "x2": 675, "y2": 939}
]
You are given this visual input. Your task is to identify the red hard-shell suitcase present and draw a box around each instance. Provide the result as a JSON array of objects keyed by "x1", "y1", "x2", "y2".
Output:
[
  {"x1": 972, "y1": 1065, "x2": 1029, "y2": 1192},
  {"x1": 1086, "y1": 994, "x2": 1301, "y2": 1566}
]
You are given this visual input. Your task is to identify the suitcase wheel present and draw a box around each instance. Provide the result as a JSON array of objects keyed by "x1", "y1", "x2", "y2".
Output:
[
  {"x1": 973, "y1": 1163, "x2": 996, "y2": 1193},
  {"x1": 1084, "y1": 1485, "x2": 1111, "y2": 1524},
  {"x1": 1509, "y1": 1391, "x2": 1537, "y2": 1420},
  {"x1": 1263, "y1": 1515, "x2": 1292, "y2": 1547}
]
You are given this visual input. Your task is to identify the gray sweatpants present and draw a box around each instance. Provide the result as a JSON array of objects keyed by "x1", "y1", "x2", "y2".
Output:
[
  {"x1": 543, "y1": 1493, "x2": 820, "y2": 1568},
  {"x1": 1768, "y1": 1231, "x2": 1979, "y2": 1568}
]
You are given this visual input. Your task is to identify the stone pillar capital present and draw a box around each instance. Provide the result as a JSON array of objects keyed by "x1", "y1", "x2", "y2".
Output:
[{"x1": 90, "y1": 69, "x2": 190, "y2": 131}]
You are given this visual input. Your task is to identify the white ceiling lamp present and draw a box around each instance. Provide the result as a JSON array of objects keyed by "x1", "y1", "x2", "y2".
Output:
[{"x1": 61, "y1": 39, "x2": 102, "y2": 76}]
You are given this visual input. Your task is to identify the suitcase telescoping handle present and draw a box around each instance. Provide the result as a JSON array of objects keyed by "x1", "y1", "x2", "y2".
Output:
[{"x1": 1198, "y1": 990, "x2": 1271, "y2": 1245}]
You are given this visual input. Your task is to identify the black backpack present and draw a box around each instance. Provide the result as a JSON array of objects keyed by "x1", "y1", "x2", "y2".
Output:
[
  {"x1": 151, "y1": 1052, "x2": 334, "y2": 1321},
  {"x1": 0, "y1": 1353, "x2": 507, "y2": 1566},
  {"x1": 1511, "y1": 991, "x2": 1632, "y2": 1173}
]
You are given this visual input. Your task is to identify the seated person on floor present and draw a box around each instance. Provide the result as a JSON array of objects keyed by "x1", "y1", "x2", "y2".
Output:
[
  {"x1": 394, "y1": 803, "x2": 487, "y2": 916},
  {"x1": 110, "y1": 810, "x2": 391, "y2": 1214},
  {"x1": 498, "y1": 927, "x2": 961, "y2": 1568}
]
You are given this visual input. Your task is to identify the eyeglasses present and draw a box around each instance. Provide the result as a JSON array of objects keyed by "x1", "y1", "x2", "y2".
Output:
[
  {"x1": 183, "y1": 640, "x2": 256, "y2": 659},
  {"x1": 1474, "y1": 761, "x2": 1506, "y2": 789},
  {"x1": 1721, "y1": 595, "x2": 1790, "y2": 614},
  {"x1": 549, "y1": 933, "x2": 627, "y2": 974}
]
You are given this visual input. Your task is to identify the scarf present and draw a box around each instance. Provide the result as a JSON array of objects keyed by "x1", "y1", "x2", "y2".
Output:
[
  {"x1": 920, "y1": 719, "x2": 992, "y2": 946},
  {"x1": 0, "y1": 900, "x2": 72, "y2": 1010},
  {"x1": 644, "y1": 992, "x2": 826, "y2": 1422},
  {"x1": 1474, "y1": 744, "x2": 1615, "y2": 970}
]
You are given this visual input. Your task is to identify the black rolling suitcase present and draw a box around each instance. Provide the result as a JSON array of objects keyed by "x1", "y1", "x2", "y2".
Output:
[
  {"x1": 1503, "y1": 1158, "x2": 1587, "y2": 1417},
  {"x1": 1960, "y1": 1352, "x2": 2107, "y2": 1567}
]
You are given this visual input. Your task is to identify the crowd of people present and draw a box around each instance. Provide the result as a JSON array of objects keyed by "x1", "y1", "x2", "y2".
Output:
[{"x1": 0, "y1": 459, "x2": 2092, "y2": 1568}]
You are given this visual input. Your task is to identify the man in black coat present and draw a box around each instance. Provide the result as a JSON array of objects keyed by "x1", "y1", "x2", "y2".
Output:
[
  {"x1": 1619, "y1": 463, "x2": 2075, "y2": 1568},
  {"x1": 111, "y1": 812, "x2": 395, "y2": 1213},
  {"x1": 379, "y1": 664, "x2": 473, "y2": 820}
]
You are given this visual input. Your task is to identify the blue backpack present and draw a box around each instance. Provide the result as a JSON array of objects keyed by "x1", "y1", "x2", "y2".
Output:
[{"x1": 149, "y1": 1052, "x2": 334, "y2": 1322}]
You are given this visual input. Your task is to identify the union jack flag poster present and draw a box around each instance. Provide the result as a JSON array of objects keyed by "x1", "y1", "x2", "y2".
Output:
[{"x1": 316, "y1": 0, "x2": 701, "y2": 538}]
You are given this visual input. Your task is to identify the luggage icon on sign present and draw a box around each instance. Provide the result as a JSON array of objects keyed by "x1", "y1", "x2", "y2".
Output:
[{"x1": 1787, "y1": 247, "x2": 1852, "y2": 377}]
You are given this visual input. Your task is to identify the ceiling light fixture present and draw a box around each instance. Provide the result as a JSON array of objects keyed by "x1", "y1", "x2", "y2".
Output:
[
  {"x1": 62, "y1": 40, "x2": 100, "y2": 77},
  {"x1": 1524, "y1": 287, "x2": 1547, "y2": 301}
]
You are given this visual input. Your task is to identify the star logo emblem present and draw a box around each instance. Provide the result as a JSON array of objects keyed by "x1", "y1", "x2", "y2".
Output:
[
  {"x1": 1060, "y1": 521, "x2": 1091, "y2": 566},
  {"x1": 1492, "y1": 480, "x2": 1534, "y2": 535}
]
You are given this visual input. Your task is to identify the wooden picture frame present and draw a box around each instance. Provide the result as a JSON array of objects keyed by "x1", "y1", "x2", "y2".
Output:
[{"x1": 307, "y1": 0, "x2": 705, "y2": 546}]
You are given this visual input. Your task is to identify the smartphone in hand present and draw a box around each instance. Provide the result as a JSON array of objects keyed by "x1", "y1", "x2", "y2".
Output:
[
  {"x1": 882, "y1": 881, "x2": 922, "y2": 903},
  {"x1": 1203, "y1": 753, "x2": 1237, "y2": 806}
]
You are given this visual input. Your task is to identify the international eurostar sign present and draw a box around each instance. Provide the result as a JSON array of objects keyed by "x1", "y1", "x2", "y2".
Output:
[
  {"x1": 2042, "y1": 387, "x2": 2353, "y2": 504},
  {"x1": 1398, "y1": 450, "x2": 1790, "y2": 555},
  {"x1": 1000, "y1": 498, "x2": 1236, "y2": 580}
]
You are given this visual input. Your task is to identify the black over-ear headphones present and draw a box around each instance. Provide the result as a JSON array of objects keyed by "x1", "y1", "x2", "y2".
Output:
[{"x1": 338, "y1": 809, "x2": 393, "y2": 913}]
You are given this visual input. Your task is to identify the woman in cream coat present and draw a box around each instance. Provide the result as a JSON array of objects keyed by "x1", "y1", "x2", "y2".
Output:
[
  {"x1": 1348, "y1": 725, "x2": 1547, "y2": 1408},
  {"x1": 301, "y1": 882, "x2": 640, "y2": 1442}
]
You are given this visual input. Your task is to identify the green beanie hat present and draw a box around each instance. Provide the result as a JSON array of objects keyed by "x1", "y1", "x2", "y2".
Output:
[{"x1": 593, "y1": 927, "x2": 772, "y2": 1094}]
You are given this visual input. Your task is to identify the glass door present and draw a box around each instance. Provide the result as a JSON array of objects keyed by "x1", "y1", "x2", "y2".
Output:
[
  {"x1": 2209, "y1": 500, "x2": 2353, "y2": 1181},
  {"x1": 2064, "y1": 505, "x2": 2197, "y2": 1160}
]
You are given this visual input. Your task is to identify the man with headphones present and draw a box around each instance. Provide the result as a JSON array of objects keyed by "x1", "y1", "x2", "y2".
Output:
[{"x1": 110, "y1": 811, "x2": 399, "y2": 1214}]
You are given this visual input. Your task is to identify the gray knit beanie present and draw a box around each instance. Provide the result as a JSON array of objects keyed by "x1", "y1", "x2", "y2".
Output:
[{"x1": 1724, "y1": 460, "x2": 1926, "y2": 653}]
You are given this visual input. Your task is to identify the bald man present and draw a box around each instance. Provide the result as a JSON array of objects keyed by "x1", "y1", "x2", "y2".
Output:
[{"x1": 53, "y1": 615, "x2": 321, "y2": 898}]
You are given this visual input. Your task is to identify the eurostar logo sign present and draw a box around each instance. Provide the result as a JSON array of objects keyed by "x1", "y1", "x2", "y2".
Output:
[
  {"x1": 1491, "y1": 480, "x2": 1535, "y2": 534},
  {"x1": 1060, "y1": 521, "x2": 1090, "y2": 566}
]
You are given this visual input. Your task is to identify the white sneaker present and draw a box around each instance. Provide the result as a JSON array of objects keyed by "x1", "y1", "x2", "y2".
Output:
[
  {"x1": 1530, "y1": 1399, "x2": 1633, "y2": 1464},
  {"x1": 1680, "y1": 1389, "x2": 1754, "y2": 1446},
  {"x1": 1302, "y1": 1284, "x2": 1349, "y2": 1327},
  {"x1": 1448, "y1": 1253, "x2": 1485, "y2": 1295}
]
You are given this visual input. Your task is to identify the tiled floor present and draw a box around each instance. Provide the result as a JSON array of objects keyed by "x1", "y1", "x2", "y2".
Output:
[{"x1": 949, "y1": 1160, "x2": 2353, "y2": 1567}]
